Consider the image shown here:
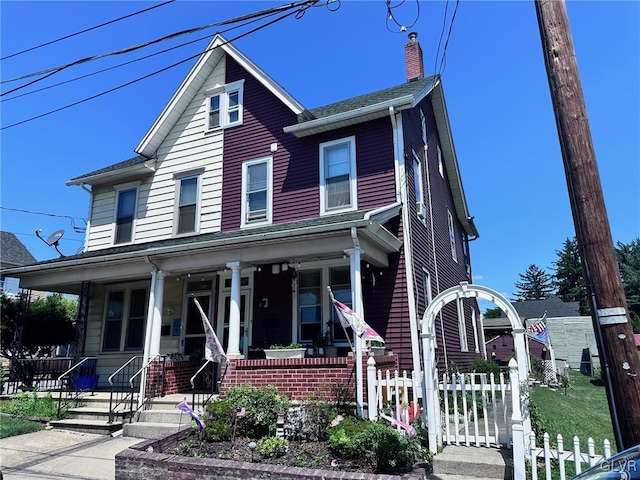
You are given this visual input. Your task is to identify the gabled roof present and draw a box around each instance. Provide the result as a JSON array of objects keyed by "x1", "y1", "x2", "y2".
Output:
[
  {"x1": 135, "y1": 33, "x2": 305, "y2": 158},
  {"x1": 0, "y1": 231, "x2": 37, "y2": 269},
  {"x1": 509, "y1": 296, "x2": 581, "y2": 319}
]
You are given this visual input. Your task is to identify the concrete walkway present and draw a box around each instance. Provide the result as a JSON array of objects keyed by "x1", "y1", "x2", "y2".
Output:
[{"x1": 0, "y1": 429, "x2": 141, "y2": 480}]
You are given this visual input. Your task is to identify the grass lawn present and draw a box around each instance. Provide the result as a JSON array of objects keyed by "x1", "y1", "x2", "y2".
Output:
[
  {"x1": 530, "y1": 370, "x2": 615, "y2": 455},
  {"x1": 0, "y1": 415, "x2": 42, "y2": 439}
]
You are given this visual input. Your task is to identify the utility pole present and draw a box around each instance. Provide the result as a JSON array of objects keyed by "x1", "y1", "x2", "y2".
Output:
[{"x1": 534, "y1": 0, "x2": 640, "y2": 450}]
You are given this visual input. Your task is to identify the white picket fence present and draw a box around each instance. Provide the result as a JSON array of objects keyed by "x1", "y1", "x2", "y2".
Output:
[
  {"x1": 529, "y1": 432, "x2": 612, "y2": 480},
  {"x1": 439, "y1": 371, "x2": 512, "y2": 449},
  {"x1": 366, "y1": 358, "x2": 421, "y2": 424}
]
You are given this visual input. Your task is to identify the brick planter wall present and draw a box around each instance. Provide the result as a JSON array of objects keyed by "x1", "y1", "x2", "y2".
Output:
[
  {"x1": 220, "y1": 354, "x2": 398, "y2": 402},
  {"x1": 146, "y1": 359, "x2": 202, "y2": 396},
  {"x1": 115, "y1": 430, "x2": 429, "y2": 480}
]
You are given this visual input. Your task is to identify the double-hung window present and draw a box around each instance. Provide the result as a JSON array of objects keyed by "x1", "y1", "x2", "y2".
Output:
[
  {"x1": 206, "y1": 80, "x2": 244, "y2": 131},
  {"x1": 103, "y1": 287, "x2": 147, "y2": 352},
  {"x1": 320, "y1": 136, "x2": 357, "y2": 214},
  {"x1": 448, "y1": 209, "x2": 458, "y2": 262},
  {"x1": 114, "y1": 186, "x2": 137, "y2": 245},
  {"x1": 420, "y1": 109, "x2": 427, "y2": 146},
  {"x1": 413, "y1": 150, "x2": 425, "y2": 219},
  {"x1": 174, "y1": 171, "x2": 201, "y2": 235},
  {"x1": 241, "y1": 156, "x2": 272, "y2": 227}
]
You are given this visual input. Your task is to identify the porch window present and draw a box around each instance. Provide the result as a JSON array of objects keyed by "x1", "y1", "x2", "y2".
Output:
[
  {"x1": 241, "y1": 156, "x2": 272, "y2": 227},
  {"x1": 297, "y1": 265, "x2": 351, "y2": 344},
  {"x1": 114, "y1": 188, "x2": 137, "y2": 244},
  {"x1": 174, "y1": 172, "x2": 201, "y2": 235},
  {"x1": 102, "y1": 287, "x2": 147, "y2": 352},
  {"x1": 320, "y1": 136, "x2": 357, "y2": 214}
]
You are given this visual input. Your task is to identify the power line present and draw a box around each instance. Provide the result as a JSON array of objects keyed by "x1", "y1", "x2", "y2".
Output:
[
  {"x1": 1, "y1": 9, "x2": 280, "y2": 104},
  {"x1": 1, "y1": 3, "x2": 319, "y2": 131},
  {"x1": 437, "y1": 0, "x2": 460, "y2": 77},
  {"x1": 433, "y1": 0, "x2": 450, "y2": 77},
  {"x1": 1, "y1": 207, "x2": 87, "y2": 233},
  {"x1": 384, "y1": 0, "x2": 420, "y2": 33},
  {"x1": 1, "y1": 0, "x2": 317, "y2": 91},
  {"x1": 0, "y1": 0, "x2": 176, "y2": 62}
]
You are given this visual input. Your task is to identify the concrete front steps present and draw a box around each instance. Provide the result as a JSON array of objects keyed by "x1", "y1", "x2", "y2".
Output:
[
  {"x1": 430, "y1": 445, "x2": 513, "y2": 480},
  {"x1": 122, "y1": 394, "x2": 197, "y2": 439},
  {"x1": 49, "y1": 391, "x2": 131, "y2": 435}
]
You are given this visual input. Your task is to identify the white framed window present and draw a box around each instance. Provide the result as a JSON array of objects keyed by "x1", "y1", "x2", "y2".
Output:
[
  {"x1": 448, "y1": 209, "x2": 458, "y2": 262},
  {"x1": 296, "y1": 263, "x2": 351, "y2": 344},
  {"x1": 113, "y1": 185, "x2": 138, "y2": 245},
  {"x1": 241, "y1": 156, "x2": 272, "y2": 227},
  {"x1": 422, "y1": 267, "x2": 432, "y2": 307},
  {"x1": 437, "y1": 144, "x2": 444, "y2": 178},
  {"x1": 173, "y1": 171, "x2": 202, "y2": 236},
  {"x1": 206, "y1": 80, "x2": 244, "y2": 131},
  {"x1": 413, "y1": 150, "x2": 425, "y2": 219},
  {"x1": 457, "y1": 297, "x2": 469, "y2": 352},
  {"x1": 319, "y1": 136, "x2": 357, "y2": 215},
  {"x1": 102, "y1": 286, "x2": 147, "y2": 352}
]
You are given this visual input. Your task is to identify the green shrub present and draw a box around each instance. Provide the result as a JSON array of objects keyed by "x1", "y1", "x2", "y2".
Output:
[
  {"x1": 257, "y1": 436, "x2": 289, "y2": 458},
  {"x1": 469, "y1": 357, "x2": 501, "y2": 376},
  {"x1": 225, "y1": 384, "x2": 291, "y2": 438},
  {"x1": 530, "y1": 356, "x2": 545, "y2": 382},
  {"x1": 0, "y1": 391, "x2": 63, "y2": 419},
  {"x1": 203, "y1": 398, "x2": 235, "y2": 441}
]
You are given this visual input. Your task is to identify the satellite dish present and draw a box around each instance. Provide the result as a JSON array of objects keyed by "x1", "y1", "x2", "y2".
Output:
[
  {"x1": 46, "y1": 229, "x2": 65, "y2": 246},
  {"x1": 35, "y1": 228, "x2": 66, "y2": 258}
]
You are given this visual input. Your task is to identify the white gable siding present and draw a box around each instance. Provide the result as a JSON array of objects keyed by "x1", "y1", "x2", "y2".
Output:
[{"x1": 85, "y1": 57, "x2": 227, "y2": 250}]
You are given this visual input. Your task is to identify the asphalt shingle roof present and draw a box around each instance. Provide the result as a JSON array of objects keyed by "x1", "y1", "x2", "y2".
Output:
[
  {"x1": 68, "y1": 155, "x2": 148, "y2": 183},
  {"x1": 511, "y1": 296, "x2": 580, "y2": 319},
  {"x1": 0, "y1": 231, "x2": 37, "y2": 268}
]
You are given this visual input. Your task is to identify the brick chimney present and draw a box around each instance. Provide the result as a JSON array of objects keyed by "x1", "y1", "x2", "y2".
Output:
[{"x1": 404, "y1": 32, "x2": 424, "y2": 82}]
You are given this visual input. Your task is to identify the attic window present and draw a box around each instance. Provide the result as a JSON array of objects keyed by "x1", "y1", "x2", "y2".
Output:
[{"x1": 206, "y1": 80, "x2": 244, "y2": 131}]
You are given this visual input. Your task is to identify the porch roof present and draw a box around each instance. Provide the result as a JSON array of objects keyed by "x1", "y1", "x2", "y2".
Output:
[{"x1": 7, "y1": 208, "x2": 402, "y2": 294}]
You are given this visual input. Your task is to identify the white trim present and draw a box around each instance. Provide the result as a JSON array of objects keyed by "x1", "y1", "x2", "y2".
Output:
[
  {"x1": 457, "y1": 297, "x2": 469, "y2": 352},
  {"x1": 112, "y1": 186, "x2": 138, "y2": 246},
  {"x1": 205, "y1": 79, "x2": 244, "y2": 131},
  {"x1": 240, "y1": 156, "x2": 273, "y2": 228},
  {"x1": 319, "y1": 136, "x2": 357, "y2": 215},
  {"x1": 420, "y1": 108, "x2": 427, "y2": 145},
  {"x1": 412, "y1": 149, "x2": 425, "y2": 222},
  {"x1": 217, "y1": 269, "x2": 254, "y2": 358},
  {"x1": 172, "y1": 172, "x2": 202, "y2": 237},
  {"x1": 447, "y1": 209, "x2": 458, "y2": 263}
]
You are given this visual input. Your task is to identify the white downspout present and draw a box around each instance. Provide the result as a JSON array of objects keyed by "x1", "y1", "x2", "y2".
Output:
[
  {"x1": 350, "y1": 227, "x2": 364, "y2": 417},
  {"x1": 389, "y1": 106, "x2": 422, "y2": 380}
]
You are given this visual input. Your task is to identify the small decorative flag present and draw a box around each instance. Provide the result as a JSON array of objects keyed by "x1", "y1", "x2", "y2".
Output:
[
  {"x1": 176, "y1": 400, "x2": 206, "y2": 430},
  {"x1": 192, "y1": 297, "x2": 229, "y2": 364},
  {"x1": 327, "y1": 287, "x2": 384, "y2": 343}
]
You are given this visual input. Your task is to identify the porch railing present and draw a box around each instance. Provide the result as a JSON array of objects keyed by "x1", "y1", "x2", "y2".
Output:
[
  {"x1": 108, "y1": 356, "x2": 144, "y2": 423},
  {"x1": 130, "y1": 354, "x2": 164, "y2": 419},
  {"x1": 190, "y1": 360, "x2": 222, "y2": 410},
  {"x1": 5, "y1": 357, "x2": 73, "y2": 395},
  {"x1": 56, "y1": 357, "x2": 98, "y2": 417}
]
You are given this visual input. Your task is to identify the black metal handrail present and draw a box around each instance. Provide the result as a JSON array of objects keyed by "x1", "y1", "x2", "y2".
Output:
[
  {"x1": 56, "y1": 357, "x2": 98, "y2": 418},
  {"x1": 190, "y1": 360, "x2": 223, "y2": 410},
  {"x1": 108, "y1": 356, "x2": 143, "y2": 423},
  {"x1": 5, "y1": 357, "x2": 73, "y2": 395},
  {"x1": 128, "y1": 354, "x2": 163, "y2": 420}
]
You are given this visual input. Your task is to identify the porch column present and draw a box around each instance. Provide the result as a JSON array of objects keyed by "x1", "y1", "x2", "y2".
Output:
[
  {"x1": 150, "y1": 271, "x2": 166, "y2": 357},
  {"x1": 226, "y1": 261, "x2": 243, "y2": 359},
  {"x1": 347, "y1": 227, "x2": 365, "y2": 417}
]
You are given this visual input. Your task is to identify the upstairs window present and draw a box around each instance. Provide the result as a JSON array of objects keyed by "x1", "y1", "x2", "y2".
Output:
[
  {"x1": 320, "y1": 136, "x2": 357, "y2": 214},
  {"x1": 437, "y1": 144, "x2": 444, "y2": 178},
  {"x1": 206, "y1": 80, "x2": 244, "y2": 131},
  {"x1": 174, "y1": 171, "x2": 202, "y2": 236},
  {"x1": 448, "y1": 209, "x2": 458, "y2": 262},
  {"x1": 114, "y1": 187, "x2": 137, "y2": 245},
  {"x1": 420, "y1": 109, "x2": 427, "y2": 146},
  {"x1": 413, "y1": 150, "x2": 425, "y2": 219},
  {"x1": 241, "y1": 156, "x2": 272, "y2": 227}
]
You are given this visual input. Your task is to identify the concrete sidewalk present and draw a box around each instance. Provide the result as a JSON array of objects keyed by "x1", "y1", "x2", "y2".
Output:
[{"x1": 0, "y1": 429, "x2": 140, "y2": 480}]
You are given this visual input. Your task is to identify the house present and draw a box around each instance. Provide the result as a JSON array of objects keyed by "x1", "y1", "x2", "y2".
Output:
[
  {"x1": 483, "y1": 296, "x2": 599, "y2": 373},
  {"x1": 6, "y1": 32, "x2": 480, "y2": 401},
  {"x1": 0, "y1": 231, "x2": 42, "y2": 298}
]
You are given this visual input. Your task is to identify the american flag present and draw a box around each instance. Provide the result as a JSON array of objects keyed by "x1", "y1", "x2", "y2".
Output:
[{"x1": 527, "y1": 312, "x2": 550, "y2": 346}]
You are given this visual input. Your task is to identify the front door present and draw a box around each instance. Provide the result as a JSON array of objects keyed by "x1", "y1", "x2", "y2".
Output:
[
  {"x1": 183, "y1": 291, "x2": 213, "y2": 360},
  {"x1": 217, "y1": 273, "x2": 253, "y2": 358}
]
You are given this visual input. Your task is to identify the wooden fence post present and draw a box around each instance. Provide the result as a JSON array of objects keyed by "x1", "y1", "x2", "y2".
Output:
[
  {"x1": 509, "y1": 358, "x2": 526, "y2": 479},
  {"x1": 367, "y1": 356, "x2": 377, "y2": 421}
]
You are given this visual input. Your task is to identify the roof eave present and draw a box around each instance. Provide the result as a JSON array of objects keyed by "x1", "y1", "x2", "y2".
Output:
[
  {"x1": 283, "y1": 96, "x2": 415, "y2": 138},
  {"x1": 66, "y1": 162, "x2": 156, "y2": 187}
]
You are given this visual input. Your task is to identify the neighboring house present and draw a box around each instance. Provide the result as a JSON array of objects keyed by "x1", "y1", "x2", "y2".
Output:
[
  {"x1": 0, "y1": 231, "x2": 40, "y2": 297},
  {"x1": 483, "y1": 296, "x2": 598, "y2": 372},
  {"x1": 6, "y1": 33, "x2": 480, "y2": 395}
]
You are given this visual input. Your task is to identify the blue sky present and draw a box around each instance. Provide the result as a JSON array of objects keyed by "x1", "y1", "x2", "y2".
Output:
[{"x1": 1, "y1": 1, "x2": 638, "y2": 305}]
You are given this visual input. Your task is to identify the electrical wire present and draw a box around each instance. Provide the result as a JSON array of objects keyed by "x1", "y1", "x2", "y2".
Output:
[
  {"x1": 384, "y1": 0, "x2": 420, "y2": 33},
  {"x1": 1, "y1": 206, "x2": 87, "y2": 233},
  {"x1": 433, "y1": 0, "x2": 450, "y2": 77},
  {"x1": 0, "y1": 0, "x2": 176, "y2": 61},
  {"x1": 1, "y1": 8, "x2": 283, "y2": 104},
  {"x1": 437, "y1": 0, "x2": 460, "y2": 77},
  {"x1": 1, "y1": 3, "x2": 318, "y2": 131},
  {"x1": 1, "y1": 0, "x2": 317, "y2": 89}
]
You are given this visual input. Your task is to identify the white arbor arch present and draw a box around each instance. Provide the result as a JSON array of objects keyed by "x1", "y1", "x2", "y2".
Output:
[{"x1": 420, "y1": 282, "x2": 529, "y2": 453}]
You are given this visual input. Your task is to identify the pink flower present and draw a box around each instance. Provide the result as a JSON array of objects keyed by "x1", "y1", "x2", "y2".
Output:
[
  {"x1": 330, "y1": 415, "x2": 344, "y2": 427},
  {"x1": 331, "y1": 459, "x2": 338, "y2": 468},
  {"x1": 236, "y1": 407, "x2": 246, "y2": 417}
]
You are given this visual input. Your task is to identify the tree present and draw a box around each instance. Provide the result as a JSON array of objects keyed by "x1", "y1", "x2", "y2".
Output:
[
  {"x1": 616, "y1": 238, "x2": 640, "y2": 332},
  {"x1": 514, "y1": 264, "x2": 554, "y2": 301},
  {"x1": 0, "y1": 293, "x2": 77, "y2": 358},
  {"x1": 553, "y1": 237, "x2": 589, "y2": 314},
  {"x1": 483, "y1": 307, "x2": 503, "y2": 318}
]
